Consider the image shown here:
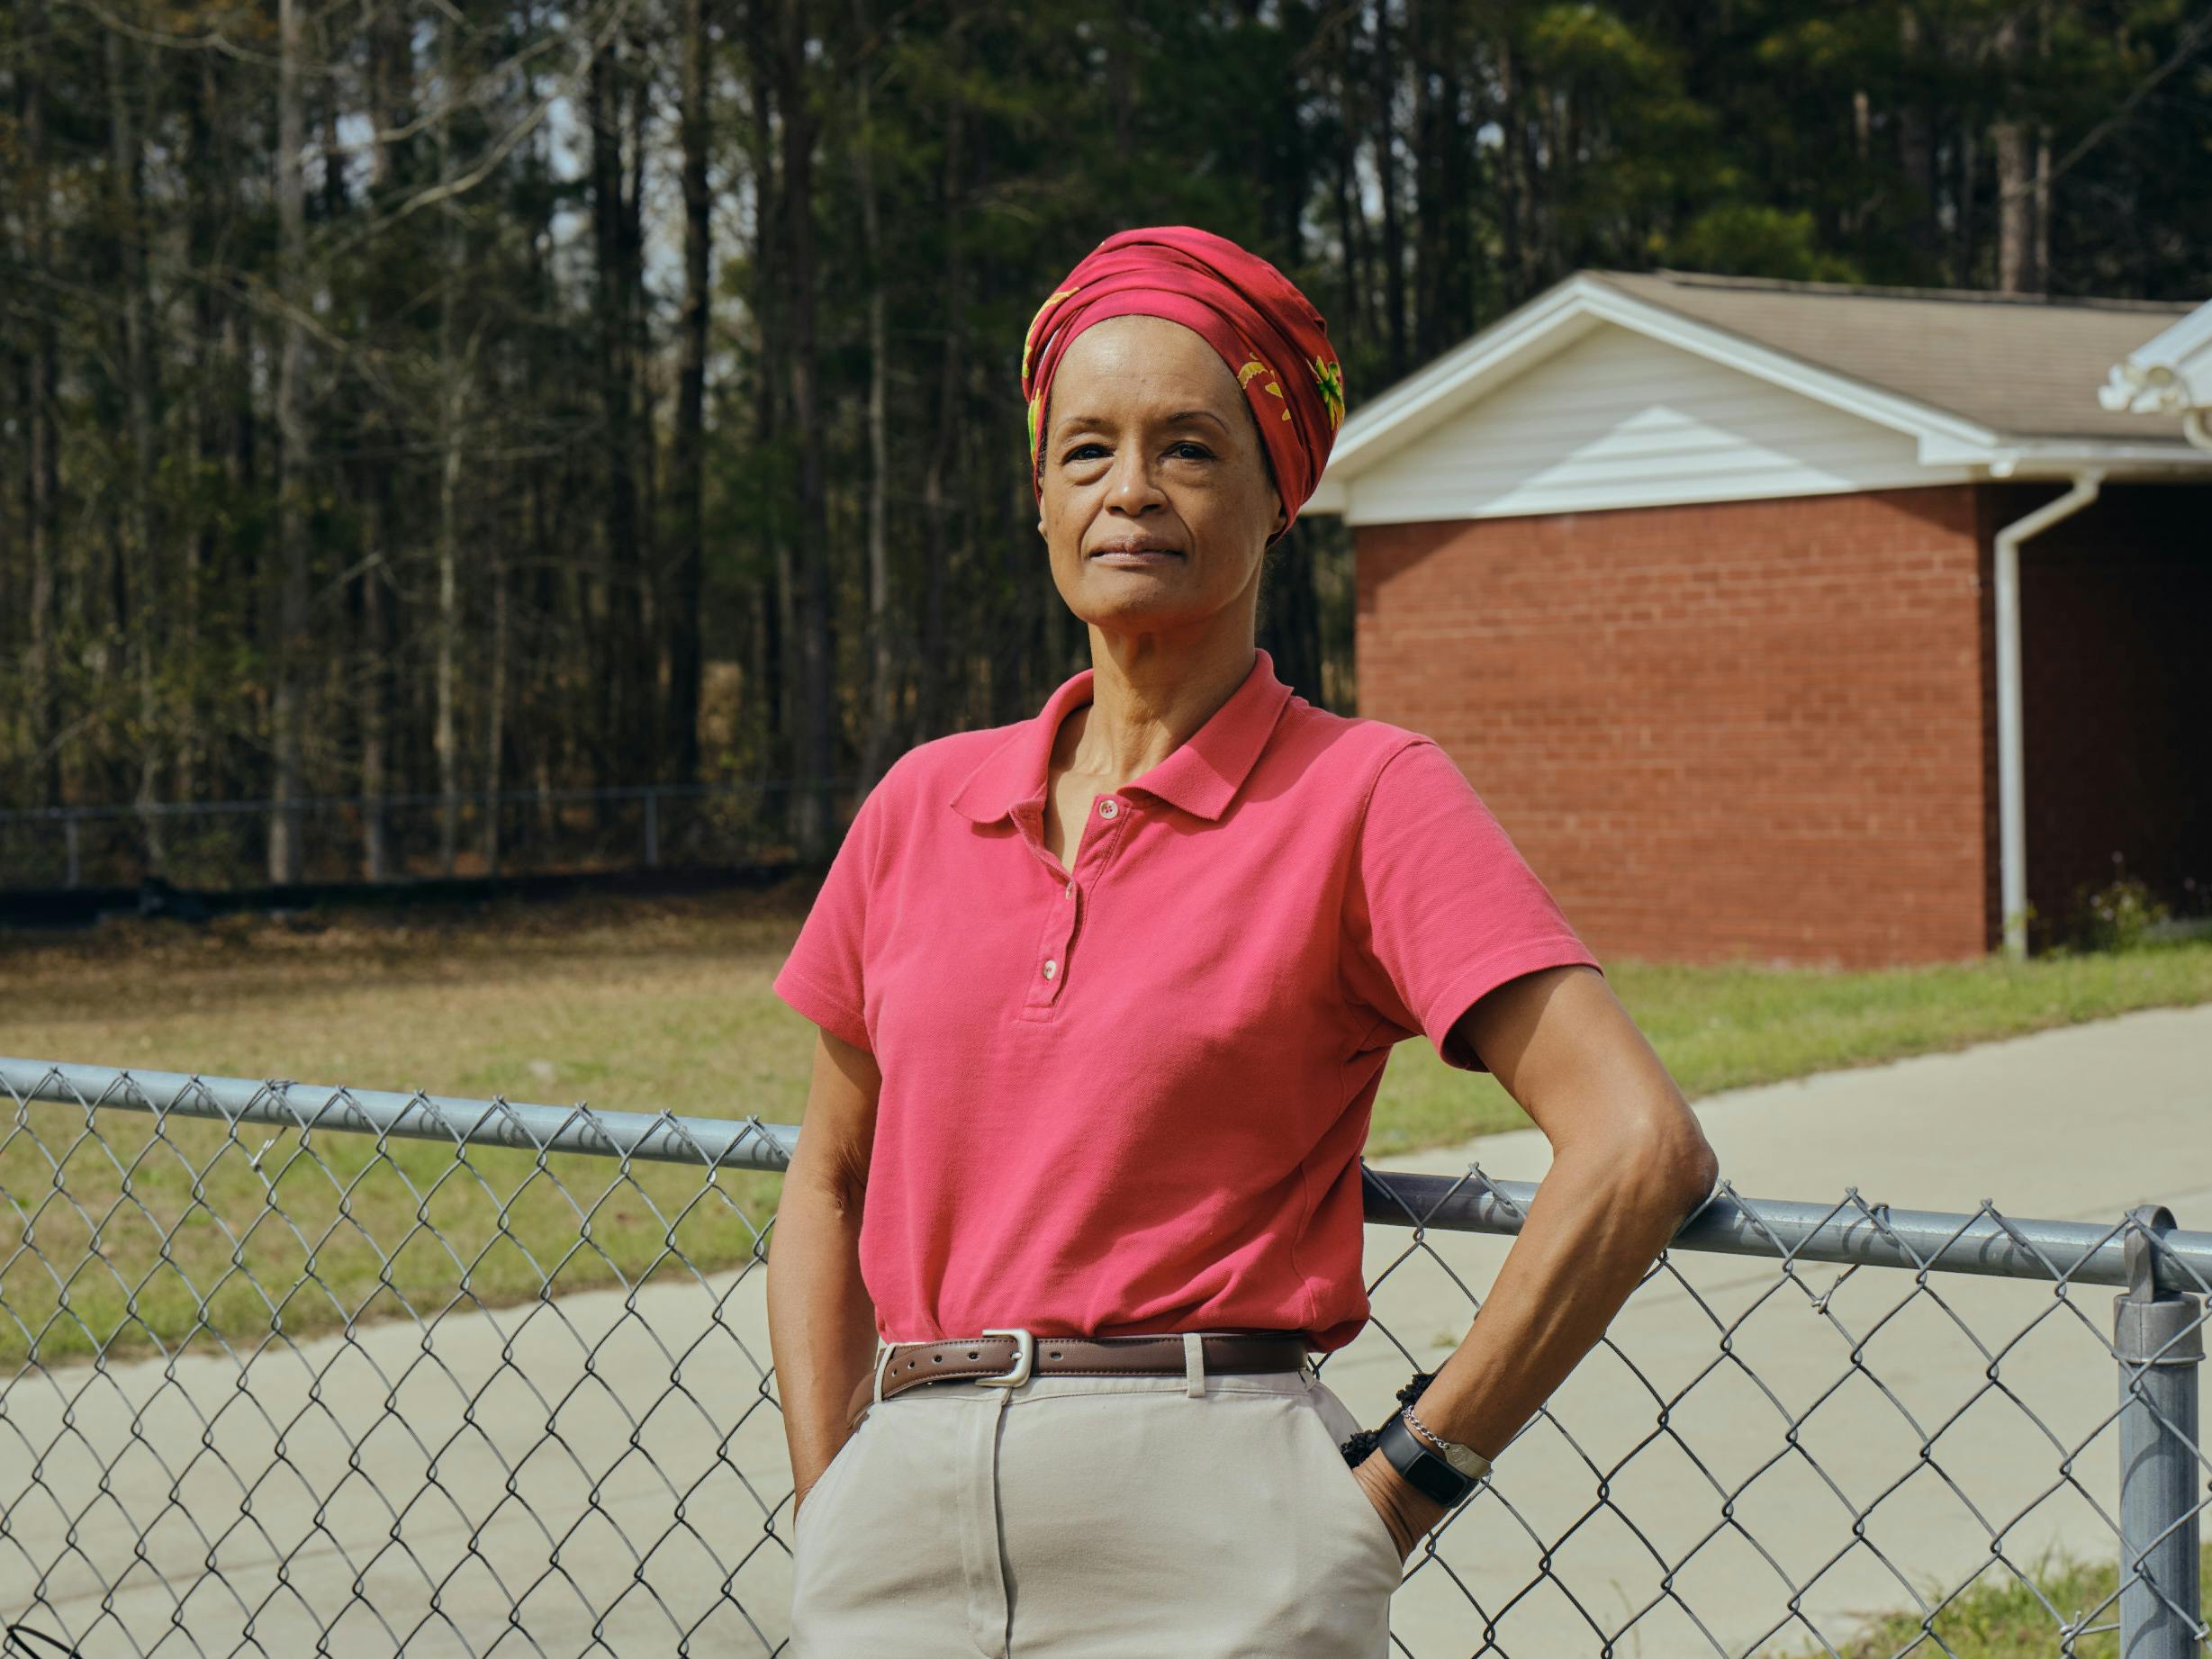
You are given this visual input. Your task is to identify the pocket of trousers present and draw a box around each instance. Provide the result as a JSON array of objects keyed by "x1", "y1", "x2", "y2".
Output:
[
  {"x1": 1295, "y1": 1392, "x2": 1405, "y2": 1573},
  {"x1": 792, "y1": 1413, "x2": 871, "y2": 1547}
]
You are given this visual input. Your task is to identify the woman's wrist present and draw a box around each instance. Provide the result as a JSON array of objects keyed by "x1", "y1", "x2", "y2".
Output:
[{"x1": 1400, "y1": 1404, "x2": 1440, "y2": 1449}]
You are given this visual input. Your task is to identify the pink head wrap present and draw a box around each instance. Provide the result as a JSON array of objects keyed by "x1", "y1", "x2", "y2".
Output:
[{"x1": 1021, "y1": 225, "x2": 1346, "y2": 545}]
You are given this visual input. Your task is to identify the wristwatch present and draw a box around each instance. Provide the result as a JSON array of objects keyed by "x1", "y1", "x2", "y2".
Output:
[
  {"x1": 1404, "y1": 1408, "x2": 1494, "y2": 1483},
  {"x1": 1374, "y1": 1408, "x2": 1490, "y2": 1507}
]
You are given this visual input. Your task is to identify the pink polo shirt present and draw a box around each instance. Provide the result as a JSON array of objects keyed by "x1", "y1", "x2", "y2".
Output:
[{"x1": 772, "y1": 646, "x2": 1600, "y2": 1355}]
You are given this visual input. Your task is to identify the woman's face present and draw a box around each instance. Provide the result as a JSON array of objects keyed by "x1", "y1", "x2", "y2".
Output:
[{"x1": 1036, "y1": 313, "x2": 1287, "y2": 643}]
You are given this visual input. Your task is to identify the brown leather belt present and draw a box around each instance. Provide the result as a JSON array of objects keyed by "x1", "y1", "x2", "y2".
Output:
[{"x1": 844, "y1": 1327, "x2": 1313, "y2": 1431}]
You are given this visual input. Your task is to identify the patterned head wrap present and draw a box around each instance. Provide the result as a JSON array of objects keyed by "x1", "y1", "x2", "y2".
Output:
[{"x1": 1021, "y1": 225, "x2": 1346, "y2": 545}]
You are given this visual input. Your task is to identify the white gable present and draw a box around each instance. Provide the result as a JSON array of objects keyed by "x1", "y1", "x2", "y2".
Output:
[{"x1": 1339, "y1": 323, "x2": 1972, "y2": 526}]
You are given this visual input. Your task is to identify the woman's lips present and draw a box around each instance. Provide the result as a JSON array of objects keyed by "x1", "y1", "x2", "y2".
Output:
[{"x1": 1090, "y1": 545, "x2": 1185, "y2": 562}]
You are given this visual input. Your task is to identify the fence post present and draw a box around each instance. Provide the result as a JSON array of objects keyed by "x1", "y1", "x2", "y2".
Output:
[
  {"x1": 64, "y1": 813, "x2": 81, "y2": 888},
  {"x1": 2115, "y1": 1203, "x2": 2206, "y2": 1659},
  {"x1": 644, "y1": 788, "x2": 660, "y2": 868}
]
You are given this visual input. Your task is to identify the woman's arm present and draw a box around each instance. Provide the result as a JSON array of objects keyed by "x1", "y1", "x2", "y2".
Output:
[
  {"x1": 1351, "y1": 962, "x2": 1720, "y2": 1554},
  {"x1": 767, "y1": 1027, "x2": 884, "y2": 1516}
]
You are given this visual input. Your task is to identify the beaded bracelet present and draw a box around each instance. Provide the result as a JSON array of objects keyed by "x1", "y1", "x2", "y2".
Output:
[{"x1": 1339, "y1": 1367, "x2": 1436, "y2": 1467}]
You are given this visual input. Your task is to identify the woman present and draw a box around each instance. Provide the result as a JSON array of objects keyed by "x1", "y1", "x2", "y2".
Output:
[{"x1": 765, "y1": 225, "x2": 1720, "y2": 1658}]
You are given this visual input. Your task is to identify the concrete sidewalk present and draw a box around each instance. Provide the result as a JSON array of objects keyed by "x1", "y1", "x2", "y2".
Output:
[
  {"x1": 2, "y1": 1004, "x2": 2206, "y2": 1656},
  {"x1": 1338, "y1": 1001, "x2": 2212, "y2": 1658}
]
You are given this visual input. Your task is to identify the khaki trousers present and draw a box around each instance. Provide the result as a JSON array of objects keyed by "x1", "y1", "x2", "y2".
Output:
[{"x1": 788, "y1": 1339, "x2": 1401, "y2": 1657}]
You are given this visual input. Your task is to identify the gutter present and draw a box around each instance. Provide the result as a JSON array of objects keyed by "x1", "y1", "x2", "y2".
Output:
[{"x1": 1991, "y1": 472, "x2": 2103, "y2": 961}]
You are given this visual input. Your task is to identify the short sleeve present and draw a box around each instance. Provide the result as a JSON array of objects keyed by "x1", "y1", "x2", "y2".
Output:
[
  {"x1": 1341, "y1": 738, "x2": 1602, "y2": 1073},
  {"x1": 772, "y1": 776, "x2": 889, "y2": 1056}
]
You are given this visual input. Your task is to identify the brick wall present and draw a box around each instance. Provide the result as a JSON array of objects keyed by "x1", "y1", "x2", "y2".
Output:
[{"x1": 1354, "y1": 488, "x2": 1995, "y2": 967}]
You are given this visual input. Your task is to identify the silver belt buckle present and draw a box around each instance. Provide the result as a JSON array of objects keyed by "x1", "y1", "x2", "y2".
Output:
[{"x1": 977, "y1": 1327, "x2": 1035, "y2": 1387}]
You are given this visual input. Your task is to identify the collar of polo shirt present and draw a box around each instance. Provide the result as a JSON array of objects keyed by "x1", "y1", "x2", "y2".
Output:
[{"x1": 946, "y1": 645, "x2": 1296, "y2": 826}]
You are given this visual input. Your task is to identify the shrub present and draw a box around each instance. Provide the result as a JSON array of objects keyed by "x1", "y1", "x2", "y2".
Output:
[{"x1": 2067, "y1": 856, "x2": 2171, "y2": 953}]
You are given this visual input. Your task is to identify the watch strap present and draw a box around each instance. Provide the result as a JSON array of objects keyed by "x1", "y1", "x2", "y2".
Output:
[{"x1": 1377, "y1": 1409, "x2": 1477, "y2": 1508}]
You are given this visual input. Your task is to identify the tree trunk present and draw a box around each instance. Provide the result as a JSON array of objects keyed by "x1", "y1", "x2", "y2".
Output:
[
  {"x1": 359, "y1": 0, "x2": 411, "y2": 879},
  {"x1": 1410, "y1": 0, "x2": 1440, "y2": 360},
  {"x1": 482, "y1": 526, "x2": 509, "y2": 875},
  {"x1": 2033, "y1": 127, "x2": 2051, "y2": 294},
  {"x1": 1993, "y1": 115, "x2": 2033, "y2": 293},
  {"x1": 20, "y1": 0, "x2": 61, "y2": 812},
  {"x1": 1332, "y1": 57, "x2": 1365, "y2": 361},
  {"x1": 745, "y1": 0, "x2": 790, "y2": 798},
  {"x1": 623, "y1": 46, "x2": 657, "y2": 780},
  {"x1": 780, "y1": 0, "x2": 835, "y2": 856},
  {"x1": 851, "y1": 0, "x2": 897, "y2": 784},
  {"x1": 672, "y1": 0, "x2": 712, "y2": 789},
  {"x1": 1895, "y1": 6, "x2": 1944, "y2": 276},
  {"x1": 919, "y1": 102, "x2": 966, "y2": 745},
  {"x1": 1371, "y1": 0, "x2": 1408, "y2": 379},
  {"x1": 432, "y1": 5, "x2": 468, "y2": 874},
  {"x1": 267, "y1": 0, "x2": 311, "y2": 882},
  {"x1": 1954, "y1": 122, "x2": 1977, "y2": 286},
  {"x1": 591, "y1": 38, "x2": 639, "y2": 802},
  {"x1": 105, "y1": 11, "x2": 163, "y2": 870},
  {"x1": 1499, "y1": 30, "x2": 1527, "y2": 302}
]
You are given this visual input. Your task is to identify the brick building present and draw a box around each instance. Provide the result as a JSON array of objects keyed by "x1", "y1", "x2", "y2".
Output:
[{"x1": 1306, "y1": 272, "x2": 2212, "y2": 967}]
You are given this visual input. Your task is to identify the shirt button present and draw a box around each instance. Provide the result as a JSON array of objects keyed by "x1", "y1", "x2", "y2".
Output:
[
  {"x1": 1064, "y1": 879, "x2": 1075, "y2": 898},
  {"x1": 1042, "y1": 959, "x2": 1058, "y2": 979},
  {"x1": 1098, "y1": 798, "x2": 1119, "y2": 819}
]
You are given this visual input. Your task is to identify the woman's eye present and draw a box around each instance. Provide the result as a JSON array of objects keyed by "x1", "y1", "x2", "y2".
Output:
[{"x1": 1060, "y1": 439, "x2": 1212, "y2": 464}]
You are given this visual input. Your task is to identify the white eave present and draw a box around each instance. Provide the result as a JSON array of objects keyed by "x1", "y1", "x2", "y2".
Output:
[{"x1": 1306, "y1": 274, "x2": 2212, "y2": 516}]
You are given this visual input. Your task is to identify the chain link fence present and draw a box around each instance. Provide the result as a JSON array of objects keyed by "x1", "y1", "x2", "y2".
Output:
[{"x1": 0, "y1": 1057, "x2": 2204, "y2": 1658}]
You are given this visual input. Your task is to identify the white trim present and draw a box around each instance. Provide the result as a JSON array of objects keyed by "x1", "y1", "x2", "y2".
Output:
[
  {"x1": 1311, "y1": 275, "x2": 2212, "y2": 518},
  {"x1": 1925, "y1": 436, "x2": 2212, "y2": 474}
]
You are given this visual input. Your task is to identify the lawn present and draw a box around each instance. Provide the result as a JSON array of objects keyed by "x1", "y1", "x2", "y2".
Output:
[
  {"x1": 1790, "y1": 1540, "x2": 2212, "y2": 1659},
  {"x1": 3, "y1": 880, "x2": 2209, "y2": 1368}
]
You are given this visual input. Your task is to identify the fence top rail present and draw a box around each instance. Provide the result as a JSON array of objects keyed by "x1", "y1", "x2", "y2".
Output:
[{"x1": 5, "y1": 1057, "x2": 2206, "y2": 1295}]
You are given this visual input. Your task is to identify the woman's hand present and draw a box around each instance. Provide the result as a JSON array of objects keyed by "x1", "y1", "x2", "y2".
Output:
[{"x1": 1350, "y1": 1447, "x2": 1452, "y2": 1562}]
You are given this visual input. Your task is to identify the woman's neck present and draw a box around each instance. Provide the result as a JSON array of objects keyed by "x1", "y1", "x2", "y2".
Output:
[{"x1": 1061, "y1": 633, "x2": 1257, "y2": 789}]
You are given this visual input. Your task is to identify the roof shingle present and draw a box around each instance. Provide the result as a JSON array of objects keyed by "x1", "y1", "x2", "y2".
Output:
[{"x1": 1592, "y1": 270, "x2": 2196, "y2": 443}]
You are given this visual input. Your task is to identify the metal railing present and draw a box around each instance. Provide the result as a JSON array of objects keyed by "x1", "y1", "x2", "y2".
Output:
[{"x1": 0, "y1": 1057, "x2": 2204, "y2": 1658}]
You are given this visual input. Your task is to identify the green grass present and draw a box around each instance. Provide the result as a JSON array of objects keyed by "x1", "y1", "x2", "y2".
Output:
[
  {"x1": 1785, "y1": 1539, "x2": 2212, "y2": 1658},
  {"x1": 1364, "y1": 936, "x2": 2212, "y2": 1156},
  {"x1": 4, "y1": 882, "x2": 2209, "y2": 1366}
]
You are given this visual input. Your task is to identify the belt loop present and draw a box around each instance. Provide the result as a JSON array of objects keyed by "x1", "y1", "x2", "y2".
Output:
[
  {"x1": 873, "y1": 1340, "x2": 893, "y2": 1406},
  {"x1": 1183, "y1": 1331, "x2": 1205, "y2": 1396}
]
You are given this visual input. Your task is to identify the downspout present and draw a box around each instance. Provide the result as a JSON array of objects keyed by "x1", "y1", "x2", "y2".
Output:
[{"x1": 1991, "y1": 471, "x2": 2103, "y2": 962}]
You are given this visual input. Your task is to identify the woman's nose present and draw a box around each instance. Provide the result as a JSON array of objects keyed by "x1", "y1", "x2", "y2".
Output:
[{"x1": 1107, "y1": 452, "x2": 1163, "y2": 509}]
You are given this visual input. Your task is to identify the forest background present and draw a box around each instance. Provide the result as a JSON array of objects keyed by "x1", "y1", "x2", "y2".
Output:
[{"x1": 5, "y1": 0, "x2": 2209, "y2": 881}]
